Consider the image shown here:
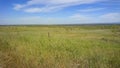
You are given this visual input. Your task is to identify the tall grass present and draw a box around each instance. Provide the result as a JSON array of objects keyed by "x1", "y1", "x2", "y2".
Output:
[{"x1": 0, "y1": 25, "x2": 120, "y2": 68}]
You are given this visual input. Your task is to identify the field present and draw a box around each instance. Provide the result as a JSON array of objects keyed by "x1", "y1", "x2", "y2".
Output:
[{"x1": 0, "y1": 25, "x2": 120, "y2": 68}]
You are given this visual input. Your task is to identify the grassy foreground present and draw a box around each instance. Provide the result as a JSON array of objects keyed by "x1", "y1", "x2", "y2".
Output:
[{"x1": 0, "y1": 25, "x2": 120, "y2": 68}]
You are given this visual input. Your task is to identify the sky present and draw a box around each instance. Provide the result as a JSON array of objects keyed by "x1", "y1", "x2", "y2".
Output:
[{"x1": 0, "y1": 0, "x2": 120, "y2": 25}]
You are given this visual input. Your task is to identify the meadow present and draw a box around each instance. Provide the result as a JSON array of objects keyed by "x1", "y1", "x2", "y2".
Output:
[{"x1": 0, "y1": 25, "x2": 120, "y2": 68}]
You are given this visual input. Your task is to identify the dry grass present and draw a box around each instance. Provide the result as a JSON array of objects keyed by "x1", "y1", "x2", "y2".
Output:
[{"x1": 0, "y1": 25, "x2": 120, "y2": 68}]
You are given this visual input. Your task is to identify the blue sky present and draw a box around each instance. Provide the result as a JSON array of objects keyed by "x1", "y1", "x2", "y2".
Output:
[{"x1": 0, "y1": 0, "x2": 120, "y2": 25}]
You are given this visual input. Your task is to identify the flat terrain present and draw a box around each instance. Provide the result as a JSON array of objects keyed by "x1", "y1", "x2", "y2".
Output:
[{"x1": 0, "y1": 25, "x2": 120, "y2": 68}]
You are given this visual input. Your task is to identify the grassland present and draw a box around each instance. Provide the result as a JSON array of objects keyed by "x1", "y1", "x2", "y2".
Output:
[{"x1": 0, "y1": 25, "x2": 120, "y2": 68}]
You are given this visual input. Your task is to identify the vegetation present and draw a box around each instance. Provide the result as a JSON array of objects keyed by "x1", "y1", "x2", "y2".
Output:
[{"x1": 0, "y1": 25, "x2": 120, "y2": 68}]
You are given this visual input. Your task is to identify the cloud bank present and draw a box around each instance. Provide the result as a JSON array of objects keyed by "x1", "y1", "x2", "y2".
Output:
[
  {"x1": 1, "y1": 12, "x2": 120, "y2": 25},
  {"x1": 70, "y1": 12, "x2": 120, "y2": 23},
  {"x1": 14, "y1": 0, "x2": 105, "y2": 13}
]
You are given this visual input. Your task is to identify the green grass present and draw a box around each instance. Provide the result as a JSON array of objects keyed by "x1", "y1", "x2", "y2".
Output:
[{"x1": 0, "y1": 25, "x2": 120, "y2": 68}]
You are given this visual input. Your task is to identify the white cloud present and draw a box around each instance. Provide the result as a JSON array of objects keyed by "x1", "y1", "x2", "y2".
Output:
[
  {"x1": 70, "y1": 14, "x2": 93, "y2": 21},
  {"x1": 13, "y1": 4, "x2": 26, "y2": 10},
  {"x1": 13, "y1": 0, "x2": 105, "y2": 13},
  {"x1": 1, "y1": 13, "x2": 120, "y2": 25},
  {"x1": 23, "y1": 5, "x2": 65, "y2": 13},
  {"x1": 78, "y1": 8, "x2": 105, "y2": 12},
  {"x1": 99, "y1": 13, "x2": 120, "y2": 22},
  {"x1": 24, "y1": 8, "x2": 43, "y2": 13},
  {"x1": 70, "y1": 14, "x2": 98, "y2": 23},
  {"x1": 70, "y1": 12, "x2": 120, "y2": 23}
]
